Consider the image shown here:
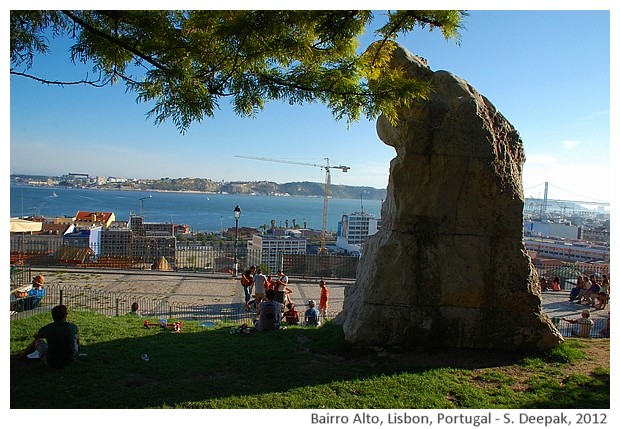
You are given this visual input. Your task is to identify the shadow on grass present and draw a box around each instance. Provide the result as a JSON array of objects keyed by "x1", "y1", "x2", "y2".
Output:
[{"x1": 10, "y1": 319, "x2": 609, "y2": 409}]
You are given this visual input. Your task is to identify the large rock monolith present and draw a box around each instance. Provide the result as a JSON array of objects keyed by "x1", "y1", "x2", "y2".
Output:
[{"x1": 337, "y1": 45, "x2": 562, "y2": 351}]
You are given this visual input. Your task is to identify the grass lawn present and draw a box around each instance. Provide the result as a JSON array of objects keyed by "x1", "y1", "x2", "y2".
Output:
[{"x1": 10, "y1": 310, "x2": 610, "y2": 409}]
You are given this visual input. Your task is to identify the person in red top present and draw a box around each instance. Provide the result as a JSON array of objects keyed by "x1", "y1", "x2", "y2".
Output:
[
  {"x1": 264, "y1": 275, "x2": 274, "y2": 291},
  {"x1": 319, "y1": 279, "x2": 329, "y2": 320},
  {"x1": 283, "y1": 302, "x2": 299, "y2": 325}
]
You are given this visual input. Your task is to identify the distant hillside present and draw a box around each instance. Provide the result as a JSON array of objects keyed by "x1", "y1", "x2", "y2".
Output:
[
  {"x1": 279, "y1": 182, "x2": 386, "y2": 200},
  {"x1": 11, "y1": 174, "x2": 387, "y2": 200},
  {"x1": 220, "y1": 180, "x2": 386, "y2": 200}
]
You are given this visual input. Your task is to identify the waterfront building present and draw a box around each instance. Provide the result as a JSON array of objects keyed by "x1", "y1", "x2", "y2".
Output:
[
  {"x1": 336, "y1": 212, "x2": 381, "y2": 255},
  {"x1": 130, "y1": 215, "x2": 174, "y2": 236},
  {"x1": 99, "y1": 215, "x2": 175, "y2": 265},
  {"x1": 525, "y1": 237, "x2": 610, "y2": 263},
  {"x1": 247, "y1": 234, "x2": 307, "y2": 270},
  {"x1": 52, "y1": 216, "x2": 77, "y2": 225},
  {"x1": 74, "y1": 211, "x2": 115, "y2": 229},
  {"x1": 581, "y1": 227, "x2": 610, "y2": 244},
  {"x1": 523, "y1": 219, "x2": 580, "y2": 240},
  {"x1": 40, "y1": 221, "x2": 74, "y2": 236}
]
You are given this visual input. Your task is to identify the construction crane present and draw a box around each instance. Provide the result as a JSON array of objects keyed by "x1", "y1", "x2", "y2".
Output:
[{"x1": 235, "y1": 155, "x2": 350, "y2": 253}]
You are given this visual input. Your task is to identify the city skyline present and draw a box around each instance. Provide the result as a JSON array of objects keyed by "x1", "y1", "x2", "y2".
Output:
[{"x1": 7, "y1": 6, "x2": 613, "y2": 204}]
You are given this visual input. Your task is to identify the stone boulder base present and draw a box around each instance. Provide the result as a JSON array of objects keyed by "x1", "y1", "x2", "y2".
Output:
[{"x1": 337, "y1": 45, "x2": 561, "y2": 351}]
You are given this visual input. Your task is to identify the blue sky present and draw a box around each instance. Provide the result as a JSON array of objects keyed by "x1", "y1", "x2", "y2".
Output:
[{"x1": 7, "y1": 4, "x2": 614, "y2": 203}]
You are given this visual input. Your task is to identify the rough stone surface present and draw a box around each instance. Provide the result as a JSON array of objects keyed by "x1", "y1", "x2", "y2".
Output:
[{"x1": 337, "y1": 45, "x2": 562, "y2": 351}]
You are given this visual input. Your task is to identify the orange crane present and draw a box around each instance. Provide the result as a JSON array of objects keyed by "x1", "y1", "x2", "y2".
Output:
[{"x1": 234, "y1": 155, "x2": 350, "y2": 253}]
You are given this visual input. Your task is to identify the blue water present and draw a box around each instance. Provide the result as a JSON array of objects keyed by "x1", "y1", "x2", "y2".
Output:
[{"x1": 10, "y1": 185, "x2": 382, "y2": 233}]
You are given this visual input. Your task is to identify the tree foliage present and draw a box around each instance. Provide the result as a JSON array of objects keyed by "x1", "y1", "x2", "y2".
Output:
[{"x1": 10, "y1": 10, "x2": 465, "y2": 132}]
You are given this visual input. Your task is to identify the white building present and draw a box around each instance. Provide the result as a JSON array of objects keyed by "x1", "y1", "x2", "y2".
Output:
[
  {"x1": 247, "y1": 234, "x2": 307, "y2": 270},
  {"x1": 524, "y1": 220, "x2": 580, "y2": 240},
  {"x1": 525, "y1": 237, "x2": 610, "y2": 263},
  {"x1": 336, "y1": 212, "x2": 380, "y2": 255}
]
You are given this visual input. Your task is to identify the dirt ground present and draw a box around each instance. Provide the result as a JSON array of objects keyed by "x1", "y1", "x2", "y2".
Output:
[{"x1": 344, "y1": 339, "x2": 610, "y2": 383}]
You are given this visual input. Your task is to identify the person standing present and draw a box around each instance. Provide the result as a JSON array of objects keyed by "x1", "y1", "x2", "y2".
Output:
[
  {"x1": 265, "y1": 275, "x2": 274, "y2": 292},
  {"x1": 18, "y1": 305, "x2": 81, "y2": 369},
  {"x1": 253, "y1": 268, "x2": 267, "y2": 311},
  {"x1": 241, "y1": 266, "x2": 256, "y2": 311},
  {"x1": 275, "y1": 269, "x2": 289, "y2": 305},
  {"x1": 319, "y1": 279, "x2": 329, "y2": 320}
]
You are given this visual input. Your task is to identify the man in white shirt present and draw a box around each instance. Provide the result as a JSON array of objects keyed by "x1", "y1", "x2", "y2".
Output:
[
  {"x1": 275, "y1": 269, "x2": 288, "y2": 305},
  {"x1": 253, "y1": 268, "x2": 267, "y2": 311},
  {"x1": 563, "y1": 309, "x2": 594, "y2": 338}
]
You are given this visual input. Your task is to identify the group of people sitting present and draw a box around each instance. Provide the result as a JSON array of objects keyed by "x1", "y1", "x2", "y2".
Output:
[
  {"x1": 241, "y1": 266, "x2": 328, "y2": 332},
  {"x1": 569, "y1": 274, "x2": 610, "y2": 310},
  {"x1": 251, "y1": 289, "x2": 323, "y2": 331}
]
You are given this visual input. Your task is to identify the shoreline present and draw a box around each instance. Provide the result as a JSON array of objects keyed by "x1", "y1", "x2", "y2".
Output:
[{"x1": 9, "y1": 182, "x2": 386, "y2": 200}]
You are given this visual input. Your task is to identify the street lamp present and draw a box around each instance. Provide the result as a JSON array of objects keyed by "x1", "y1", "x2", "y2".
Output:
[
  {"x1": 233, "y1": 205, "x2": 241, "y2": 277},
  {"x1": 139, "y1": 195, "x2": 152, "y2": 217}
]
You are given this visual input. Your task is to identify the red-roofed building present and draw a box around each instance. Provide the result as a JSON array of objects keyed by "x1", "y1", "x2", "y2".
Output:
[{"x1": 74, "y1": 211, "x2": 115, "y2": 229}]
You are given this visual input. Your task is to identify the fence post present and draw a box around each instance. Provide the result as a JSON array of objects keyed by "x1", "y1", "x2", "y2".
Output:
[
  {"x1": 59, "y1": 289, "x2": 63, "y2": 306},
  {"x1": 115, "y1": 298, "x2": 120, "y2": 317}
]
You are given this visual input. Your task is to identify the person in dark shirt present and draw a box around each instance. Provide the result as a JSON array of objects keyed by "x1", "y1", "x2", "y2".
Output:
[
  {"x1": 255, "y1": 289, "x2": 282, "y2": 331},
  {"x1": 18, "y1": 305, "x2": 81, "y2": 369}
]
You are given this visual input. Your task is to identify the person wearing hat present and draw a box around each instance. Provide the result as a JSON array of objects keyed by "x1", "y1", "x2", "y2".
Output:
[
  {"x1": 304, "y1": 299, "x2": 320, "y2": 327},
  {"x1": 15, "y1": 274, "x2": 46, "y2": 311},
  {"x1": 563, "y1": 308, "x2": 594, "y2": 338},
  {"x1": 18, "y1": 305, "x2": 81, "y2": 369}
]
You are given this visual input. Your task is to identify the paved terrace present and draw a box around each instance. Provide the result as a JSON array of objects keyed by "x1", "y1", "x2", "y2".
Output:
[{"x1": 31, "y1": 268, "x2": 609, "y2": 321}]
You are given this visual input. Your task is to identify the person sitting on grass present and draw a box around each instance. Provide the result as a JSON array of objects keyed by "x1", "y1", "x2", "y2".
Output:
[
  {"x1": 283, "y1": 302, "x2": 299, "y2": 325},
  {"x1": 304, "y1": 300, "x2": 320, "y2": 327},
  {"x1": 128, "y1": 302, "x2": 141, "y2": 316},
  {"x1": 18, "y1": 304, "x2": 81, "y2": 369},
  {"x1": 254, "y1": 289, "x2": 282, "y2": 332},
  {"x1": 563, "y1": 308, "x2": 594, "y2": 338}
]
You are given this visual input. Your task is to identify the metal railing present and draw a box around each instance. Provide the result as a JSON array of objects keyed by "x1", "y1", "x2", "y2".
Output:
[
  {"x1": 550, "y1": 317, "x2": 609, "y2": 339},
  {"x1": 533, "y1": 261, "x2": 610, "y2": 290},
  {"x1": 10, "y1": 238, "x2": 360, "y2": 279},
  {"x1": 10, "y1": 265, "x2": 32, "y2": 290},
  {"x1": 10, "y1": 284, "x2": 610, "y2": 338},
  {"x1": 9, "y1": 283, "x2": 338, "y2": 326}
]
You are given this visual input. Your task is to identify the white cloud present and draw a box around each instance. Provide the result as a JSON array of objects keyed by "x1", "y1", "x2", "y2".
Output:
[
  {"x1": 525, "y1": 154, "x2": 557, "y2": 166},
  {"x1": 561, "y1": 140, "x2": 581, "y2": 149}
]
